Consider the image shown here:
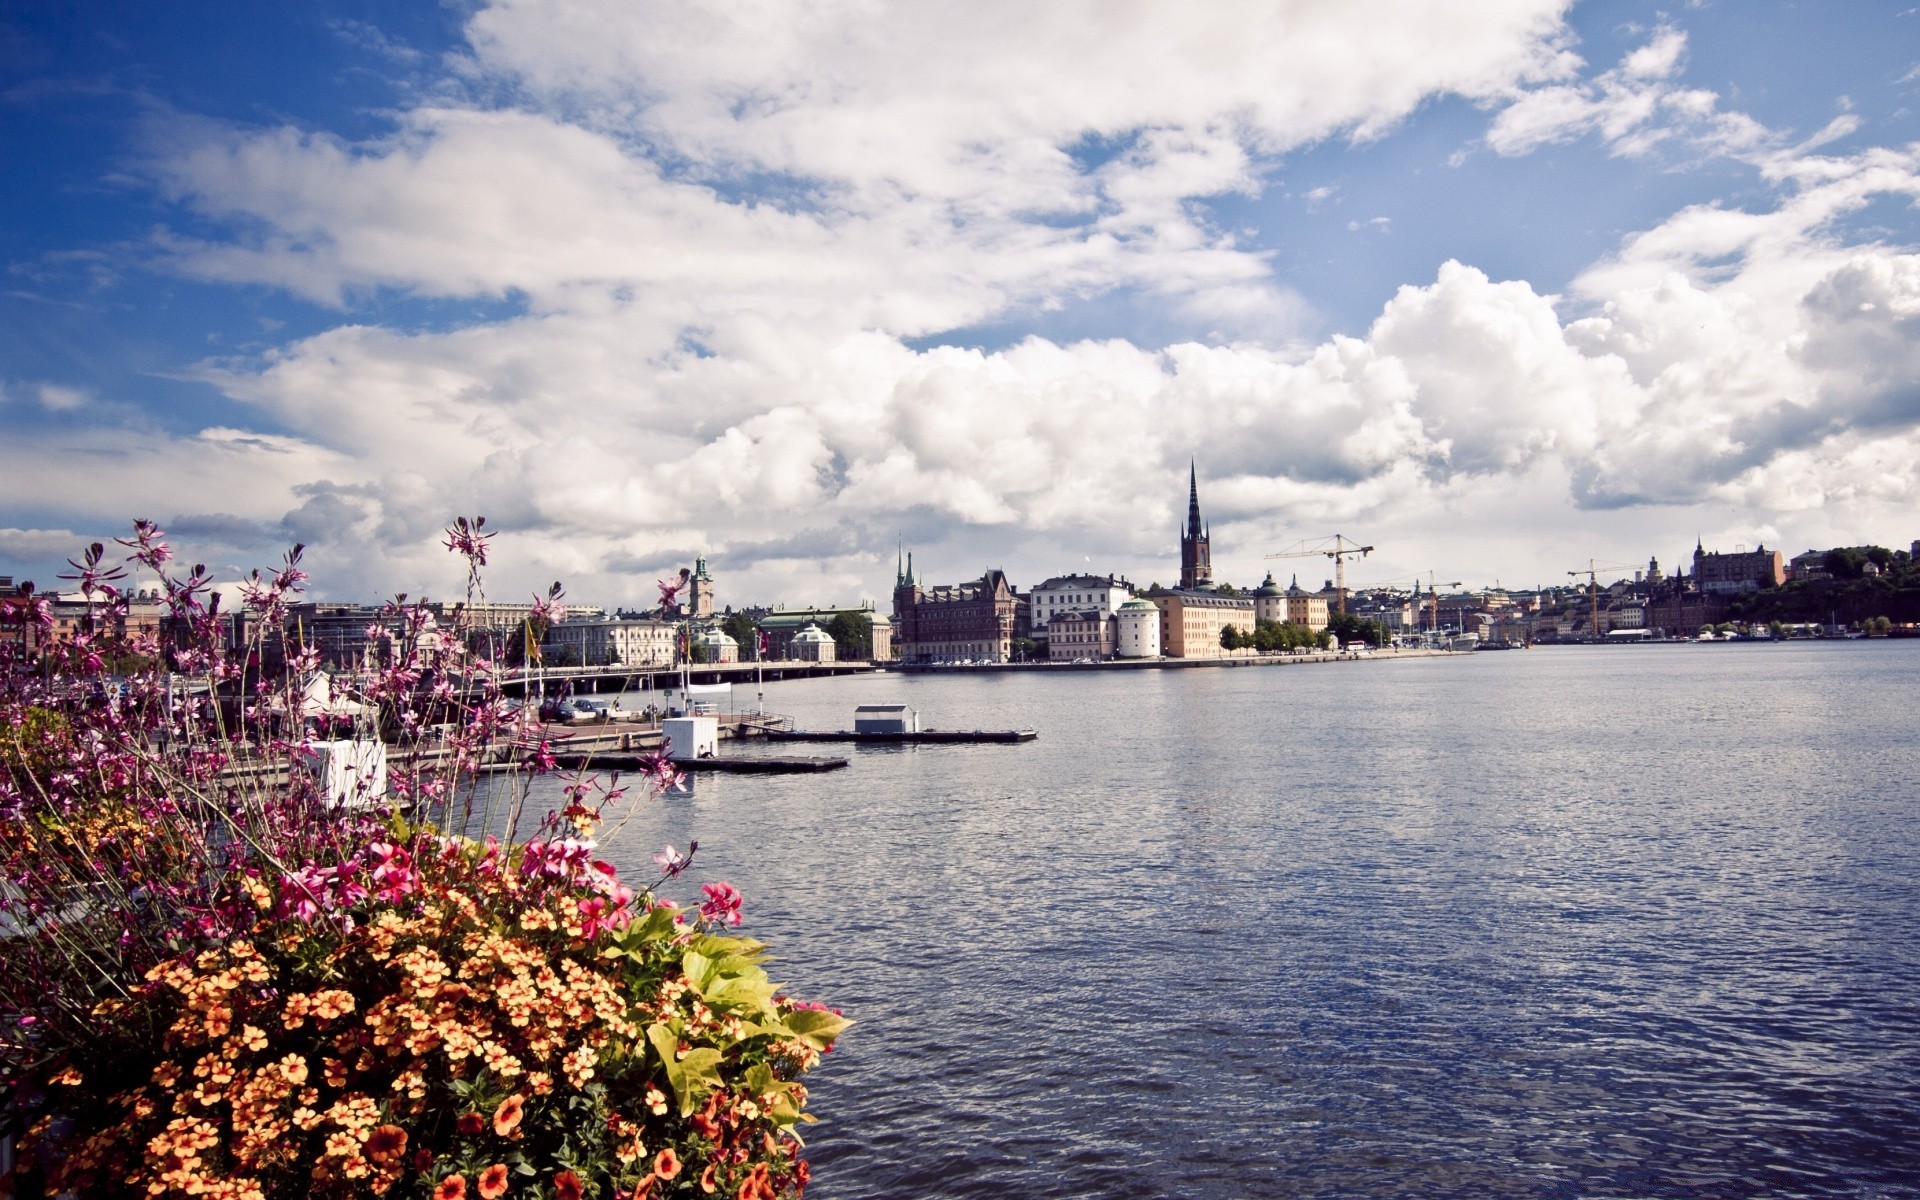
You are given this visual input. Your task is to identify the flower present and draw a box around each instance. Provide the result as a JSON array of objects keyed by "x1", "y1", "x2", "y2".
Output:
[
  {"x1": 699, "y1": 882, "x2": 743, "y2": 927},
  {"x1": 552, "y1": 1170, "x2": 584, "y2": 1200},
  {"x1": 653, "y1": 1148, "x2": 681, "y2": 1180},
  {"x1": 436, "y1": 1175, "x2": 468, "y2": 1200},
  {"x1": 653, "y1": 845, "x2": 689, "y2": 877},
  {"x1": 477, "y1": 1164, "x2": 510, "y2": 1200},
  {"x1": 492, "y1": 1093, "x2": 525, "y2": 1137},
  {"x1": 366, "y1": 1124, "x2": 409, "y2": 1167},
  {"x1": 457, "y1": 1112, "x2": 485, "y2": 1136}
]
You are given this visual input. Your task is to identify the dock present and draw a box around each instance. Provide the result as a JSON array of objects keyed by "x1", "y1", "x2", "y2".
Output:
[
  {"x1": 762, "y1": 728, "x2": 1037, "y2": 744},
  {"x1": 548, "y1": 752, "x2": 847, "y2": 774}
]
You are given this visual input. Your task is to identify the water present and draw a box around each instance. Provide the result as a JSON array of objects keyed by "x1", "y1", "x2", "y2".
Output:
[{"x1": 578, "y1": 643, "x2": 1920, "y2": 1198}]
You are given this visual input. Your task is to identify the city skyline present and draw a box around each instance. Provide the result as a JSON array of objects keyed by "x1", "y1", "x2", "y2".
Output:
[{"x1": 5, "y1": 3, "x2": 1920, "y2": 608}]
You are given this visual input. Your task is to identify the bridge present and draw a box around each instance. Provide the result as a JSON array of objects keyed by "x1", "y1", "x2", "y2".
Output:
[{"x1": 498, "y1": 659, "x2": 880, "y2": 697}]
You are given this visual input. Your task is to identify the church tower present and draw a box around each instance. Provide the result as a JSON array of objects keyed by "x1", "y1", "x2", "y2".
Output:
[
  {"x1": 1179, "y1": 461, "x2": 1213, "y2": 589},
  {"x1": 688, "y1": 554, "x2": 715, "y2": 619}
]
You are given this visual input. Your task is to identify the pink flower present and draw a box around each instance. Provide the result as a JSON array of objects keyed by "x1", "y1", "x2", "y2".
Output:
[
  {"x1": 652, "y1": 845, "x2": 690, "y2": 878},
  {"x1": 367, "y1": 842, "x2": 418, "y2": 903},
  {"x1": 699, "y1": 882, "x2": 742, "y2": 927}
]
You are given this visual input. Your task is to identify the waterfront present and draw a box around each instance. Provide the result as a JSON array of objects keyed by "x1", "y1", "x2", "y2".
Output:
[{"x1": 580, "y1": 643, "x2": 1920, "y2": 1198}]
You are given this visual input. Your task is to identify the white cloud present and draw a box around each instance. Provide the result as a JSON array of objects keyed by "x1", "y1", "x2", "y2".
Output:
[
  {"x1": 1487, "y1": 26, "x2": 1769, "y2": 160},
  {"x1": 13, "y1": 2, "x2": 1920, "y2": 600}
]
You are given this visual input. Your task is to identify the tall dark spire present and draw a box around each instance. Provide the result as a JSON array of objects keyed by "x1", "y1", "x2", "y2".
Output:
[
  {"x1": 1187, "y1": 459, "x2": 1203, "y2": 539},
  {"x1": 1179, "y1": 460, "x2": 1213, "y2": 589}
]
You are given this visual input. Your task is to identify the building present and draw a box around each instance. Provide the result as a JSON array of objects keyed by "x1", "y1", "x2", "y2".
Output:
[
  {"x1": 1645, "y1": 585, "x2": 1728, "y2": 636},
  {"x1": 1252, "y1": 573, "x2": 1286, "y2": 625},
  {"x1": 1151, "y1": 589, "x2": 1255, "y2": 658},
  {"x1": 1047, "y1": 609, "x2": 1115, "y2": 660},
  {"x1": 892, "y1": 558, "x2": 1020, "y2": 663},
  {"x1": 788, "y1": 623, "x2": 836, "y2": 662},
  {"x1": 758, "y1": 604, "x2": 893, "y2": 661},
  {"x1": 1179, "y1": 462, "x2": 1213, "y2": 589},
  {"x1": 1028, "y1": 574, "x2": 1134, "y2": 635},
  {"x1": 543, "y1": 617, "x2": 677, "y2": 667},
  {"x1": 1691, "y1": 540, "x2": 1785, "y2": 594},
  {"x1": 1788, "y1": 550, "x2": 1830, "y2": 582},
  {"x1": 692, "y1": 626, "x2": 739, "y2": 664},
  {"x1": 1115, "y1": 598, "x2": 1162, "y2": 657},
  {"x1": 687, "y1": 555, "x2": 715, "y2": 619},
  {"x1": 1283, "y1": 577, "x2": 1330, "y2": 631}
]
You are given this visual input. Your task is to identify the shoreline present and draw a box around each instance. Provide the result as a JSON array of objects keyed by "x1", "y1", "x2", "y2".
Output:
[{"x1": 895, "y1": 647, "x2": 1458, "y2": 674}]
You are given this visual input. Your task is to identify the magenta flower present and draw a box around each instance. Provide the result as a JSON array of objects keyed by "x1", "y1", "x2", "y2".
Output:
[{"x1": 699, "y1": 882, "x2": 742, "y2": 927}]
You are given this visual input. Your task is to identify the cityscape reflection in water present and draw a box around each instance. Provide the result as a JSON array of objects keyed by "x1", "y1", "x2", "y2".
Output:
[{"x1": 545, "y1": 643, "x2": 1920, "y2": 1199}]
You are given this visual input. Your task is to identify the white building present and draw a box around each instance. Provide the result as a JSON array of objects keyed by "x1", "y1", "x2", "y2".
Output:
[
  {"x1": 789, "y1": 622, "x2": 836, "y2": 661},
  {"x1": 1029, "y1": 574, "x2": 1135, "y2": 634},
  {"x1": 693, "y1": 627, "x2": 740, "y2": 664},
  {"x1": 544, "y1": 617, "x2": 677, "y2": 666},
  {"x1": 1115, "y1": 598, "x2": 1162, "y2": 658}
]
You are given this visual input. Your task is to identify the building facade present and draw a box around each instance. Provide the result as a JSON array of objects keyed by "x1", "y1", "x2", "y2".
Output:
[
  {"x1": 758, "y1": 604, "x2": 893, "y2": 661},
  {"x1": 1692, "y1": 541, "x2": 1786, "y2": 594},
  {"x1": 544, "y1": 617, "x2": 677, "y2": 667},
  {"x1": 1283, "y1": 578, "x2": 1330, "y2": 631},
  {"x1": 1115, "y1": 598, "x2": 1162, "y2": 657},
  {"x1": 1047, "y1": 609, "x2": 1115, "y2": 659},
  {"x1": 1151, "y1": 589, "x2": 1256, "y2": 658},
  {"x1": 892, "y1": 560, "x2": 1020, "y2": 663},
  {"x1": 789, "y1": 623, "x2": 836, "y2": 662},
  {"x1": 1179, "y1": 462, "x2": 1212, "y2": 589},
  {"x1": 1028, "y1": 575, "x2": 1134, "y2": 634}
]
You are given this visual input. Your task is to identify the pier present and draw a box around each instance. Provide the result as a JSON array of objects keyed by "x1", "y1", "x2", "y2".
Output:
[
  {"x1": 762, "y1": 727, "x2": 1037, "y2": 744},
  {"x1": 499, "y1": 659, "x2": 878, "y2": 697},
  {"x1": 548, "y1": 751, "x2": 847, "y2": 774}
]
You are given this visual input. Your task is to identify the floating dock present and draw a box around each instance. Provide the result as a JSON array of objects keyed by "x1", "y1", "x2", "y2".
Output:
[
  {"x1": 549, "y1": 752, "x2": 847, "y2": 774},
  {"x1": 762, "y1": 728, "x2": 1037, "y2": 744}
]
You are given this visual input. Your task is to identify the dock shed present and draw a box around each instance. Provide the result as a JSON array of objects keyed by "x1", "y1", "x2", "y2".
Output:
[{"x1": 854, "y1": 704, "x2": 918, "y2": 734}]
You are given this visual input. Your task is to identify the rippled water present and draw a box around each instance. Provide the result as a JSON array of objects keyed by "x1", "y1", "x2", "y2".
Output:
[{"x1": 571, "y1": 643, "x2": 1920, "y2": 1198}]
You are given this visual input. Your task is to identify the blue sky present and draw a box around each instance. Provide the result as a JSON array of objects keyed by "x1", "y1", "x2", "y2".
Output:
[{"x1": 4, "y1": 1, "x2": 1920, "y2": 604}]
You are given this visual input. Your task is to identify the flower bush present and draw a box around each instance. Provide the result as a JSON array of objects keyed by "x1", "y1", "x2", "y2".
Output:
[{"x1": 1, "y1": 521, "x2": 845, "y2": 1199}]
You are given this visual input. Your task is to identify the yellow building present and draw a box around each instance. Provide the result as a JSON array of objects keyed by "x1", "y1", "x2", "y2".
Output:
[{"x1": 1151, "y1": 589, "x2": 1256, "y2": 658}]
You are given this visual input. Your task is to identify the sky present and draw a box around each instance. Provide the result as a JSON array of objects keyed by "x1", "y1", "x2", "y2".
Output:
[{"x1": 4, "y1": 0, "x2": 1920, "y2": 607}]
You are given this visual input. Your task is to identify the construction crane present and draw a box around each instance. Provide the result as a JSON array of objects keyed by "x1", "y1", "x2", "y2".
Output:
[
  {"x1": 1266, "y1": 535, "x2": 1374, "y2": 615},
  {"x1": 1568, "y1": 560, "x2": 1639, "y2": 641},
  {"x1": 1423, "y1": 572, "x2": 1463, "y2": 635}
]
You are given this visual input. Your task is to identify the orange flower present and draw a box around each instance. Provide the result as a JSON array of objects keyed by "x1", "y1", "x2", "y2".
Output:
[
  {"x1": 435, "y1": 1175, "x2": 467, "y2": 1200},
  {"x1": 457, "y1": 1112, "x2": 485, "y2": 1136},
  {"x1": 477, "y1": 1164, "x2": 510, "y2": 1200},
  {"x1": 653, "y1": 1148, "x2": 680, "y2": 1180},
  {"x1": 552, "y1": 1170, "x2": 584, "y2": 1200},
  {"x1": 366, "y1": 1124, "x2": 409, "y2": 1167},
  {"x1": 698, "y1": 1164, "x2": 718, "y2": 1194},
  {"x1": 737, "y1": 1164, "x2": 775, "y2": 1200},
  {"x1": 492, "y1": 1094, "x2": 525, "y2": 1137}
]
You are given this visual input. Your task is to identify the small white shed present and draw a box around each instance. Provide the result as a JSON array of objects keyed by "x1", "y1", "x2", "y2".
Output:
[
  {"x1": 854, "y1": 704, "x2": 918, "y2": 734},
  {"x1": 305, "y1": 740, "x2": 388, "y2": 810},
  {"x1": 661, "y1": 716, "x2": 719, "y2": 761}
]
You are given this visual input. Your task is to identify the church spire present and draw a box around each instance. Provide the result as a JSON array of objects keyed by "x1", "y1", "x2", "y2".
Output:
[{"x1": 1187, "y1": 459, "x2": 1203, "y2": 539}]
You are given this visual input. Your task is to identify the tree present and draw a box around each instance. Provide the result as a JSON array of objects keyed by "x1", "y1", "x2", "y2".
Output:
[
  {"x1": 824, "y1": 612, "x2": 872, "y2": 660},
  {"x1": 1215, "y1": 582, "x2": 1240, "y2": 596},
  {"x1": 1326, "y1": 612, "x2": 1388, "y2": 648},
  {"x1": 1219, "y1": 624, "x2": 1242, "y2": 650},
  {"x1": 722, "y1": 610, "x2": 758, "y2": 657}
]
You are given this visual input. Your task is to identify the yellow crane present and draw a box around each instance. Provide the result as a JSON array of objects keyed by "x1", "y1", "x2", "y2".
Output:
[
  {"x1": 1568, "y1": 560, "x2": 1639, "y2": 641},
  {"x1": 1266, "y1": 536, "x2": 1374, "y2": 615}
]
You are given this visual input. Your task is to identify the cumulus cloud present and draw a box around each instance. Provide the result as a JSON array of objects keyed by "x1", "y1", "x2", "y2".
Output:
[{"x1": 11, "y1": 2, "x2": 1920, "y2": 599}]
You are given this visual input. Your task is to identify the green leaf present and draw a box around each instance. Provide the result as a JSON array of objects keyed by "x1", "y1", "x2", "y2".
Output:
[
  {"x1": 647, "y1": 1022, "x2": 724, "y2": 1117},
  {"x1": 784, "y1": 1009, "x2": 851, "y2": 1049}
]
